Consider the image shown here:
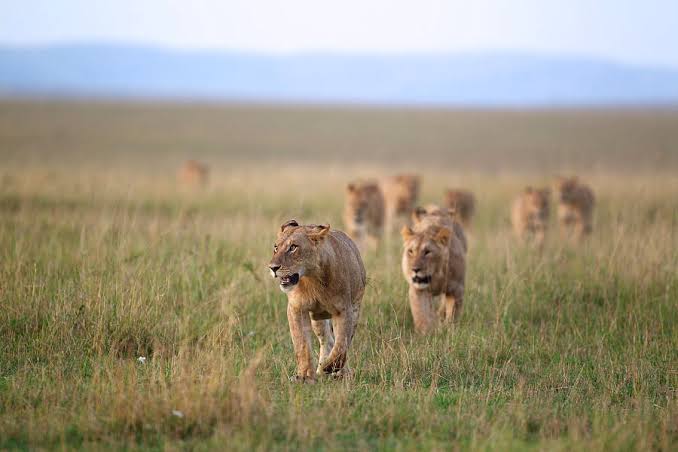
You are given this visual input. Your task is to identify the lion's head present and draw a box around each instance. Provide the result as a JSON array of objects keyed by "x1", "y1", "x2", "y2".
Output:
[
  {"x1": 345, "y1": 181, "x2": 379, "y2": 227},
  {"x1": 268, "y1": 220, "x2": 330, "y2": 293},
  {"x1": 401, "y1": 225, "x2": 451, "y2": 290}
]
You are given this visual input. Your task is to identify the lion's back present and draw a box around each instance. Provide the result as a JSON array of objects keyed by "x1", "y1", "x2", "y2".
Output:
[{"x1": 328, "y1": 229, "x2": 367, "y2": 291}]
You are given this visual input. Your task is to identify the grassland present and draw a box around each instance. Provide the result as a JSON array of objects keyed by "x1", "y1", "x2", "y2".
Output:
[{"x1": 0, "y1": 101, "x2": 677, "y2": 450}]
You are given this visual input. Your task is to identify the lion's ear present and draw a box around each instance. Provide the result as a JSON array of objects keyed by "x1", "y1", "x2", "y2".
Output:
[
  {"x1": 307, "y1": 224, "x2": 330, "y2": 243},
  {"x1": 412, "y1": 206, "x2": 426, "y2": 224},
  {"x1": 401, "y1": 225, "x2": 414, "y2": 241},
  {"x1": 280, "y1": 219, "x2": 299, "y2": 232},
  {"x1": 434, "y1": 227, "x2": 451, "y2": 246}
]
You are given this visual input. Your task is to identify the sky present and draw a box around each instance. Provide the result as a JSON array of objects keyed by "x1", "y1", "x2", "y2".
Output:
[{"x1": 1, "y1": 0, "x2": 677, "y2": 68}]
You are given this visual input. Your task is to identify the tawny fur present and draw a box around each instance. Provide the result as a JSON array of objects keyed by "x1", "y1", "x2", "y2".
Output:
[
  {"x1": 401, "y1": 205, "x2": 467, "y2": 333},
  {"x1": 555, "y1": 176, "x2": 595, "y2": 240},
  {"x1": 382, "y1": 174, "x2": 420, "y2": 232},
  {"x1": 269, "y1": 220, "x2": 366, "y2": 382},
  {"x1": 344, "y1": 180, "x2": 385, "y2": 249},
  {"x1": 177, "y1": 160, "x2": 209, "y2": 187},
  {"x1": 411, "y1": 205, "x2": 468, "y2": 253},
  {"x1": 444, "y1": 189, "x2": 476, "y2": 230},
  {"x1": 511, "y1": 187, "x2": 551, "y2": 247}
]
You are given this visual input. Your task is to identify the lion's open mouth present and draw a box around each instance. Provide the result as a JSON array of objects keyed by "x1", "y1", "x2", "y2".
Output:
[
  {"x1": 411, "y1": 275, "x2": 431, "y2": 285},
  {"x1": 280, "y1": 273, "x2": 300, "y2": 288}
]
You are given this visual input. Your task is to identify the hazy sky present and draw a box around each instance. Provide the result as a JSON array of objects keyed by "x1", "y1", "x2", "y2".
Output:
[{"x1": 1, "y1": 0, "x2": 677, "y2": 68}]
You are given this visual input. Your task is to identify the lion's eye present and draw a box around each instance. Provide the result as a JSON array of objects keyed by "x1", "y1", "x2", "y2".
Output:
[
  {"x1": 273, "y1": 245, "x2": 278, "y2": 253},
  {"x1": 288, "y1": 244, "x2": 298, "y2": 253},
  {"x1": 407, "y1": 248, "x2": 414, "y2": 255},
  {"x1": 423, "y1": 249, "x2": 431, "y2": 256}
]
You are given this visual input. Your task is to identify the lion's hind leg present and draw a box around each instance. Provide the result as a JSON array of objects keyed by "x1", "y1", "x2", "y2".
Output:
[
  {"x1": 311, "y1": 317, "x2": 335, "y2": 375},
  {"x1": 320, "y1": 303, "x2": 359, "y2": 377}
]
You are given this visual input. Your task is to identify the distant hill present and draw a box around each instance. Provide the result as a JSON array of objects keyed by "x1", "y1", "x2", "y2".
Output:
[{"x1": 1, "y1": 43, "x2": 678, "y2": 106}]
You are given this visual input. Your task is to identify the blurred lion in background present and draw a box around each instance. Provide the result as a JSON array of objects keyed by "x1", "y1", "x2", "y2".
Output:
[
  {"x1": 178, "y1": 160, "x2": 209, "y2": 187},
  {"x1": 401, "y1": 205, "x2": 467, "y2": 333},
  {"x1": 511, "y1": 187, "x2": 551, "y2": 248},
  {"x1": 444, "y1": 189, "x2": 476, "y2": 230},
  {"x1": 382, "y1": 174, "x2": 420, "y2": 233},
  {"x1": 344, "y1": 180, "x2": 385, "y2": 249},
  {"x1": 555, "y1": 176, "x2": 595, "y2": 240}
]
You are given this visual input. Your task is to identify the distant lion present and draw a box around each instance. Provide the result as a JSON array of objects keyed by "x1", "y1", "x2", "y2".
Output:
[
  {"x1": 444, "y1": 189, "x2": 476, "y2": 230},
  {"x1": 344, "y1": 180, "x2": 385, "y2": 249},
  {"x1": 268, "y1": 220, "x2": 366, "y2": 382},
  {"x1": 401, "y1": 205, "x2": 467, "y2": 333},
  {"x1": 555, "y1": 176, "x2": 595, "y2": 240},
  {"x1": 511, "y1": 187, "x2": 551, "y2": 247},
  {"x1": 178, "y1": 160, "x2": 209, "y2": 187},
  {"x1": 382, "y1": 174, "x2": 421, "y2": 232}
]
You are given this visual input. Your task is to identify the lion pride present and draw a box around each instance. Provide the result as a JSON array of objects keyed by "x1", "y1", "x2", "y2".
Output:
[
  {"x1": 401, "y1": 205, "x2": 467, "y2": 333},
  {"x1": 268, "y1": 220, "x2": 366, "y2": 382}
]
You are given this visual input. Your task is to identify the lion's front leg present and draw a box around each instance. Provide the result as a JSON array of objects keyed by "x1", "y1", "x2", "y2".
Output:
[
  {"x1": 311, "y1": 318, "x2": 335, "y2": 375},
  {"x1": 409, "y1": 286, "x2": 436, "y2": 334},
  {"x1": 287, "y1": 304, "x2": 315, "y2": 382}
]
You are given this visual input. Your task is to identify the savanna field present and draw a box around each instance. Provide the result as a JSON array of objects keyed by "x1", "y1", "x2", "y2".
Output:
[{"x1": 1, "y1": 101, "x2": 677, "y2": 450}]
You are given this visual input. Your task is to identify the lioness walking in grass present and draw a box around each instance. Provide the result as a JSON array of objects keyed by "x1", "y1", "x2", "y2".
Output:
[
  {"x1": 177, "y1": 159, "x2": 209, "y2": 187},
  {"x1": 344, "y1": 180, "x2": 385, "y2": 250},
  {"x1": 444, "y1": 189, "x2": 476, "y2": 230},
  {"x1": 401, "y1": 206, "x2": 467, "y2": 333},
  {"x1": 382, "y1": 173, "x2": 420, "y2": 233},
  {"x1": 555, "y1": 176, "x2": 595, "y2": 241},
  {"x1": 511, "y1": 186, "x2": 551, "y2": 248},
  {"x1": 269, "y1": 220, "x2": 366, "y2": 382}
]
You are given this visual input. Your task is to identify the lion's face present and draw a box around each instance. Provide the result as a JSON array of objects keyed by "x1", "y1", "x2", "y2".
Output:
[
  {"x1": 345, "y1": 183, "x2": 373, "y2": 226},
  {"x1": 268, "y1": 220, "x2": 329, "y2": 293},
  {"x1": 401, "y1": 226, "x2": 450, "y2": 290},
  {"x1": 523, "y1": 187, "x2": 551, "y2": 226}
]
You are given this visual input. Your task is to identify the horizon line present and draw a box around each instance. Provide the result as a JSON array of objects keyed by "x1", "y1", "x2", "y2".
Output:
[{"x1": 2, "y1": 39, "x2": 677, "y2": 72}]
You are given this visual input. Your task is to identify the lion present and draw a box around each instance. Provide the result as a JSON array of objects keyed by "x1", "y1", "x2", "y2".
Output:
[
  {"x1": 444, "y1": 189, "x2": 476, "y2": 230},
  {"x1": 344, "y1": 180, "x2": 385, "y2": 249},
  {"x1": 555, "y1": 176, "x2": 595, "y2": 240},
  {"x1": 177, "y1": 160, "x2": 209, "y2": 187},
  {"x1": 511, "y1": 187, "x2": 551, "y2": 247},
  {"x1": 401, "y1": 205, "x2": 467, "y2": 333},
  {"x1": 268, "y1": 220, "x2": 366, "y2": 382},
  {"x1": 382, "y1": 174, "x2": 421, "y2": 232}
]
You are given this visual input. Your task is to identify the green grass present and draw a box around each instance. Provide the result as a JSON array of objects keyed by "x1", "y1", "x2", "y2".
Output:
[{"x1": 0, "y1": 101, "x2": 677, "y2": 450}]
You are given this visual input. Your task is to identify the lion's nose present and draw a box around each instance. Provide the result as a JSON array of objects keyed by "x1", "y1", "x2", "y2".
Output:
[
  {"x1": 412, "y1": 267, "x2": 421, "y2": 274},
  {"x1": 269, "y1": 264, "x2": 281, "y2": 277}
]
